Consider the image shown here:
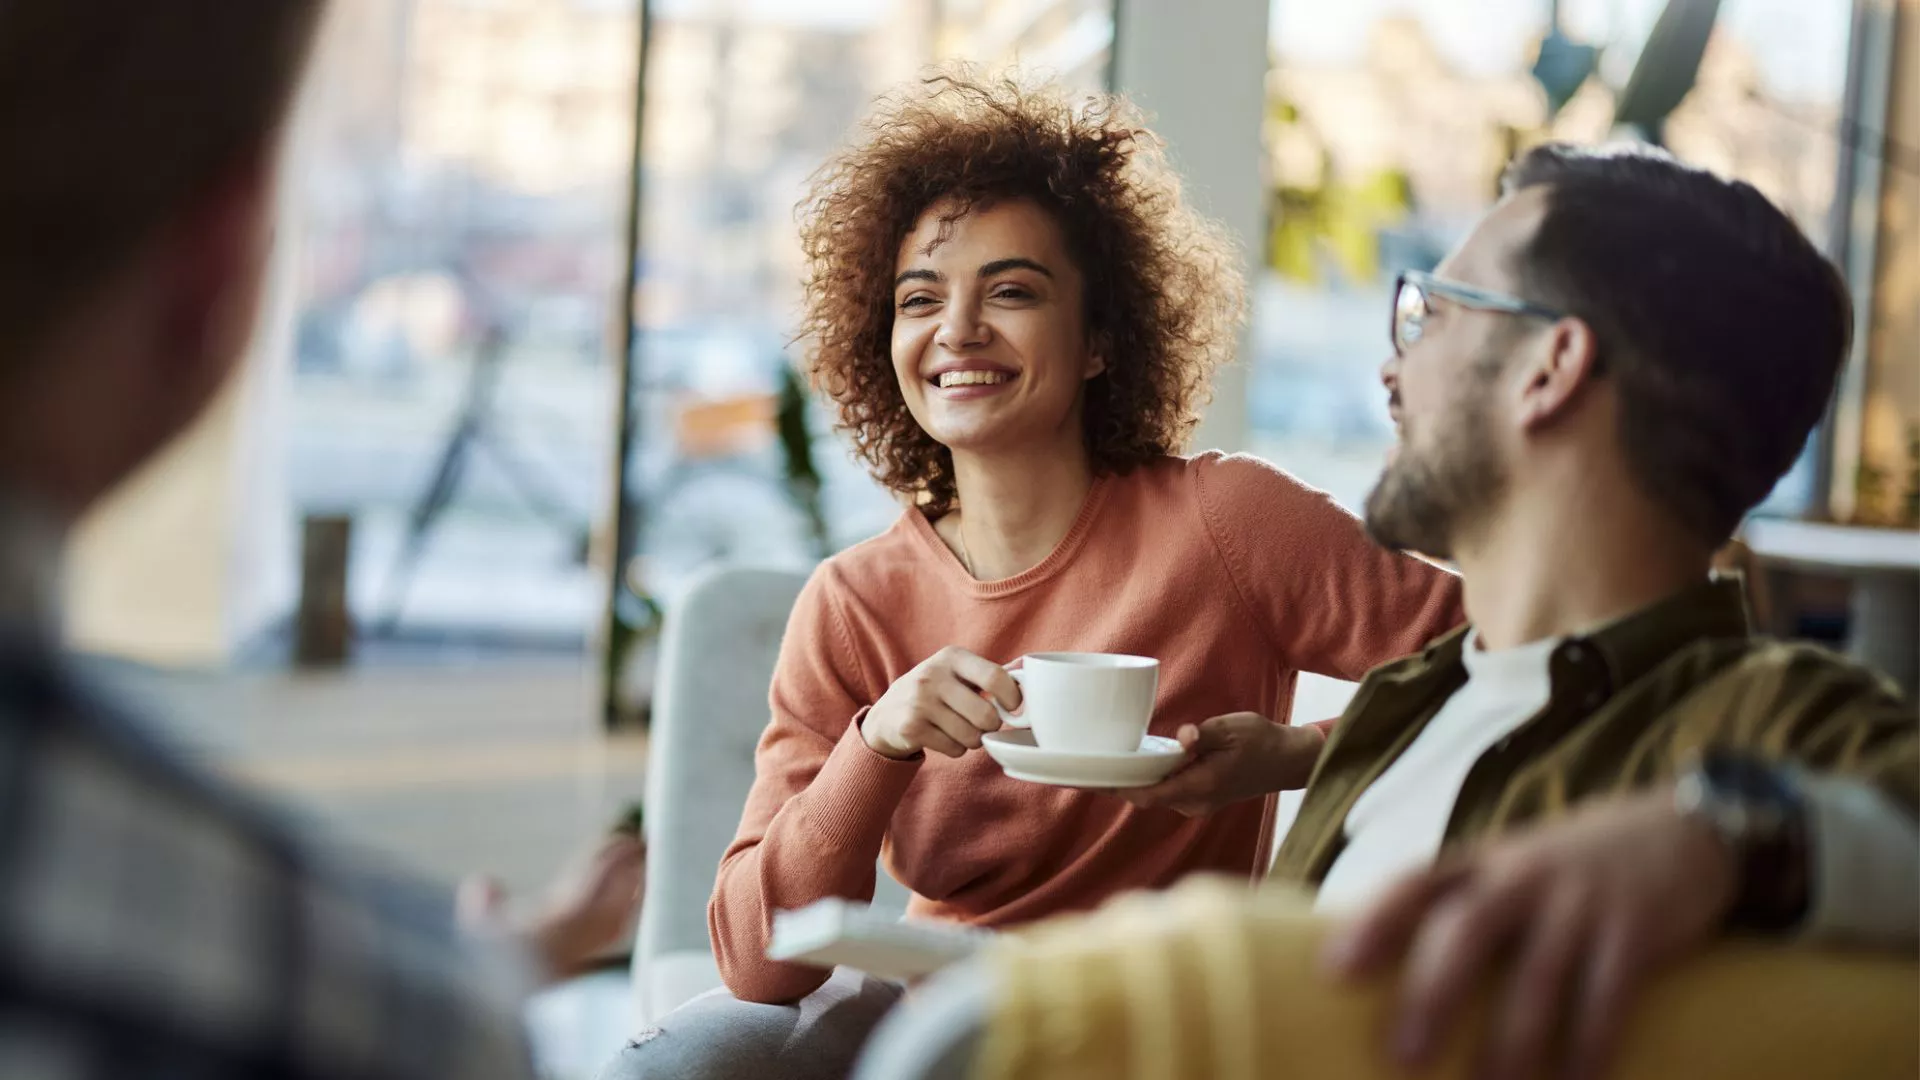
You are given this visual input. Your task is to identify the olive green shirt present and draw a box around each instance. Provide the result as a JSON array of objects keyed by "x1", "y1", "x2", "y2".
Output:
[{"x1": 1273, "y1": 578, "x2": 1919, "y2": 886}]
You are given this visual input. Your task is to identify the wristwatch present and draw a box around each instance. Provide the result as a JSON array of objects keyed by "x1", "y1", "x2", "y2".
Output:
[{"x1": 1673, "y1": 751, "x2": 1811, "y2": 933}]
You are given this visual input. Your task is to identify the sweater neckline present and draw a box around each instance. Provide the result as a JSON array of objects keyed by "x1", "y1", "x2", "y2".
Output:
[{"x1": 905, "y1": 472, "x2": 1115, "y2": 599}]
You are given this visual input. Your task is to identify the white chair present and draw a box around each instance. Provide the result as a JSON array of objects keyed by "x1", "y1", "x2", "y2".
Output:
[{"x1": 631, "y1": 563, "x2": 909, "y2": 1026}]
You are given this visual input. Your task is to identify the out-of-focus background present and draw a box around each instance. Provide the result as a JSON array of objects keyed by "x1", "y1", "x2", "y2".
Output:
[{"x1": 56, "y1": 0, "x2": 1917, "y2": 1071}]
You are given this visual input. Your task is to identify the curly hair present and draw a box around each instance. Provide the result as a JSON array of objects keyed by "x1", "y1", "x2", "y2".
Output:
[{"x1": 797, "y1": 70, "x2": 1246, "y2": 515}]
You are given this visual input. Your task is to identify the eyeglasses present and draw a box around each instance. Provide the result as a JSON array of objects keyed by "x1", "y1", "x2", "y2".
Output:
[{"x1": 1391, "y1": 269, "x2": 1566, "y2": 356}]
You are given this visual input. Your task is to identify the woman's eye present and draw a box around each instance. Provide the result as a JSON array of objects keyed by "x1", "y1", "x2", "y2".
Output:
[
  {"x1": 991, "y1": 286, "x2": 1032, "y2": 301},
  {"x1": 899, "y1": 295, "x2": 935, "y2": 310}
]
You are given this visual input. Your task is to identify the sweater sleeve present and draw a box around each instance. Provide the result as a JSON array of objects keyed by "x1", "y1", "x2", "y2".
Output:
[
  {"x1": 1194, "y1": 453, "x2": 1464, "y2": 683},
  {"x1": 1686, "y1": 645, "x2": 1918, "y2": 946},
  {"x1": 707, "y1": 566, "x2": 924, "y2": 1004}
]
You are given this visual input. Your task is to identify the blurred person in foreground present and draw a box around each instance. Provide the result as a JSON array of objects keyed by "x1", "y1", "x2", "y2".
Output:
[
  {"x1": 0, "y1": 4, "x2": 640, "y2": 1077},
  {"x1": 961, "y1": 143, "x2": 1916, "y2": 1080},
  {"x1": 599, "y1": 72, "x2": 1462, "y2": 1080}
]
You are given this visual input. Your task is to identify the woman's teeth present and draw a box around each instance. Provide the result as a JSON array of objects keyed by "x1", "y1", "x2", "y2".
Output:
[{"x1": 937, "y1": 370, "x2": 1012, "y2": 388}]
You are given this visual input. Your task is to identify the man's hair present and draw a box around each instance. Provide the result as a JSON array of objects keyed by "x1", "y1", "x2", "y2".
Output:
[
  {"x1": 0, "y1": 0, "x2": 325, "y2": 359},
  {"x1": 1500, "y1": 143, "x2": 1851, "y2": 545}
]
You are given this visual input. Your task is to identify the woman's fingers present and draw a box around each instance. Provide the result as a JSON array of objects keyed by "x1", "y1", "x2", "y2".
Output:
[
  {"x1": 943, "y1": 648, "x2": 1023, "y2": 712},
  {"x1": 938, "y1": 678, "x2": 1002, "y2": 734},
  {"x1": 907, "y1": 717, "x2": 970, "y2": 758}
]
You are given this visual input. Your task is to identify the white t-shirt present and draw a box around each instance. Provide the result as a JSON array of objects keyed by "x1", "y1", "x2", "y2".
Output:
[{"x1": 1315, "y1": 631, "x2": 1557, "y2": 914}]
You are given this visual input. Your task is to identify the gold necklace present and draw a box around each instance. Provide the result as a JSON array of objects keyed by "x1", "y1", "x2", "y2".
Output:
[{"x1": 956, "y1": 519, "x2": 975, "y2": 578}]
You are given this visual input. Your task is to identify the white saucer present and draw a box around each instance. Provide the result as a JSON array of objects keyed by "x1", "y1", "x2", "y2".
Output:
[{"x1": 981, "y1": 729, "x2": 1185, "y2": 789}]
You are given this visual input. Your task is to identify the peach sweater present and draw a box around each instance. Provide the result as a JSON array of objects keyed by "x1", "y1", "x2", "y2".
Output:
[{"x1": 710, "y1": 453, "x2": 1463, "y2": 1003}]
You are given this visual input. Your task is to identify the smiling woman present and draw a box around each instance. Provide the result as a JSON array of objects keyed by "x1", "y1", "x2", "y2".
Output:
[
  {"x1": 887, "y1": 200, "x2": 1104, "y2": 490},
  {"x1": 801, "y1": 72, "x2": 1241, "y2": 520},
  {"x1": 597, "y1": 70, "x2": 1465, "y2": 1080}
]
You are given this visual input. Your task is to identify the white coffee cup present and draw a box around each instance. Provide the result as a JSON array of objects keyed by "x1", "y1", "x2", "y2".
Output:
[{"x1": 994, "y1": 652, "x2": 1160, "y2": 753}]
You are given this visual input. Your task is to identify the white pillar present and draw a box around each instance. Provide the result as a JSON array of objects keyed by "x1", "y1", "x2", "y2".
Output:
[{"x1": 1111, "y1": 0, "x2": 1270, "y2": 454}]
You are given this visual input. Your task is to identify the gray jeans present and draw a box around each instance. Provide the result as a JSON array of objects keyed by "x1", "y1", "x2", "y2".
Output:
[{"x1": 596, "y1": 969, "x2": 904, "y2": 1080}]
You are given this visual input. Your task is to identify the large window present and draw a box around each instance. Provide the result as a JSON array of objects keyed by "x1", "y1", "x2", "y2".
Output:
[
  {"x1": 1250, "y1": 0, "x2": 1858, "y2": 514},
  {"x1": 289, "y1": 0, "x2": 1116, "y2": 705},
  {"x1": 291, "y1": 0, "x2": 641, "y2": 644}
]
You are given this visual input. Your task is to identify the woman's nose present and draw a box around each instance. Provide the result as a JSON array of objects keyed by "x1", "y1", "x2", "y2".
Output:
[{"x1": 934, "y1": 298, "x2": 990, "y2": 352}]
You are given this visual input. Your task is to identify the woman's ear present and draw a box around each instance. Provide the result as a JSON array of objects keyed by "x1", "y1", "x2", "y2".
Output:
[{"x1": 1083, "y1": 332, "x2": 1109, "y2": 380}]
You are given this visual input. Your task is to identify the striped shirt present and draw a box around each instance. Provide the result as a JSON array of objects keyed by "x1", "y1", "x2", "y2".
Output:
[
  {"x1": 0, "y1": 628, "x2": 540, "y2": 1080},
  {"x1": 1274, "y1": 578, "x2": 1919, "y2": 896}
]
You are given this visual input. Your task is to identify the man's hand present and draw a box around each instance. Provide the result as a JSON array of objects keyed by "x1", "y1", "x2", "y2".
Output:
[
  {"x1": 1321, "y1": 791, "x2": 1740, "y2": 1080},
  {"x1": 459, "y1": 834, "x2": 648, "y2": 984},
  {"x1": 529, "y1": 833, "x2": 648, "y2": 978},
  {"x1": 1119, "y1": 713, "x2": 1324, "y2": 817}
]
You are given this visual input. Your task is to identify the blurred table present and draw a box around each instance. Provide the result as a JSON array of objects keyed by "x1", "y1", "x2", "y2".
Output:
[{"x1": 1744, "y1": 519, "x2": 1920, "y2": 695}]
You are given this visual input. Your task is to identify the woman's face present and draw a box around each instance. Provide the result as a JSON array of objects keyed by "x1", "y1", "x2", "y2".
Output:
[{"x1": 890, "y1": 198, "x2": 1104, "y2": 459}]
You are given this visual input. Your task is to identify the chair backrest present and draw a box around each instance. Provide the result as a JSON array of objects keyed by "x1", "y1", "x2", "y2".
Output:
[
  {"x1": 636, "y1": 565, "x2": 808, "y2": 977},
  {"x1": 633, "y1": 563, "x2": 909, "y2": 1020}
]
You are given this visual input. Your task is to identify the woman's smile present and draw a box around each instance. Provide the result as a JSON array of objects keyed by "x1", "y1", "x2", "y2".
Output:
[{"x1": 929, "y1": 360, "x2": 1019, "y2": 398}]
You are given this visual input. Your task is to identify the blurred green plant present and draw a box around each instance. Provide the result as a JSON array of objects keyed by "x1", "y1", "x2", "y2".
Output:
[
  {"x1": 1265, "y1": 93, "x2": 1413, "y2": 286},
  {"x1": 778, "y1": 363, "x2": 833, "y2": 558},
  {"x1": 1268, "y1": 166, "x2": 1413, "y2": 285},
  {"x1": 611, "y1": 800, "x2": 645, "y2": 838},
  {"x1": 601, "y1": 363, "x2": 829, "y2": 728},
  {"x1": 1847, "y1": 423, "x2": 1920, "y2": 529},
  {"x1": 1855, "y1": 463, "x2": 1889, "y2": 524},
  {"x1": 603, "y1": 560, "x2": 664, "y2": 729}
]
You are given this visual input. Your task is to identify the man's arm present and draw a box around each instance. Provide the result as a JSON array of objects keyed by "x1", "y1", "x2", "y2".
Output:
[
  {"x1": 1321, "y1": 790, "x2": 1741, "y2": 1080},
  {"x1": 1321, "y1": 765, "x2": 1919, "y2": 1080},
  {"x1": 1799, "y1": 773, "x2": 1920, "y2": 947}
]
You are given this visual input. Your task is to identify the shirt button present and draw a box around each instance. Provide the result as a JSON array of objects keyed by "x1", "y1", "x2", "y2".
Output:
[{"x1": 1564, "y1": 643, "x2": 1586, "y2": 662}]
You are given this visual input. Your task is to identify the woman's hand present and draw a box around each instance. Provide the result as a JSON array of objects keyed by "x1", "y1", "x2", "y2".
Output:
[
  {"x1": 863, "y1": 647, "x2": 1022, "y2": 759},
  {"x1": 1120, "y1": 713, "x2": 1324, "y2": 816}
]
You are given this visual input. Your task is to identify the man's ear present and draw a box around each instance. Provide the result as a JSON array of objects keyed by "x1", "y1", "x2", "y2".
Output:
[
  {"x1": 156, "y1": 148, "x2": 277, "y2": 377},
  {"x1": 1514, "y1": 316, "x2": 1600, "y2": 431}
]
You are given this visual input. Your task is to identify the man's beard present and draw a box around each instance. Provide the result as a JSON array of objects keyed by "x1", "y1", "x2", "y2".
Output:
[{"x1": 1363, "y1": 395, "x2": 1506, "y2": 561}]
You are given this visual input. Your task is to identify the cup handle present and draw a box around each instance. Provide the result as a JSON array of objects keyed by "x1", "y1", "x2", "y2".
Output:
[{"x1": 994, "y1": 668, "x2": 1028, "y2": 728}]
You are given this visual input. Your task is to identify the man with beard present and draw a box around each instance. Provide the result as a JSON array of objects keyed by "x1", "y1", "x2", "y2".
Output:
[{"x1": 1119, "y1": 142, "x2": 1917, "y2": 1080}]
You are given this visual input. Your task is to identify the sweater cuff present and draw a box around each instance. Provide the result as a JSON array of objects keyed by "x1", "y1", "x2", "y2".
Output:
[
  {"x1": 1796, "y1": 772, "x2": 1919, "y2": 948},
  {"x1": 795, "y1": 711, "x2": 924, "y2": 852}
]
